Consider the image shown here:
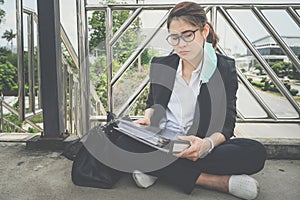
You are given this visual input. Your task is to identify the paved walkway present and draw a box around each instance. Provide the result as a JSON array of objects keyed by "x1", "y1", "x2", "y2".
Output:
[{"x1": 0, "y1": 142, "x2": 299, "y2": 200}]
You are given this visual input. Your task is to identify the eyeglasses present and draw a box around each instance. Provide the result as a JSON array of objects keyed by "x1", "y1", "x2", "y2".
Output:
[{"x1": 166, "y1": 29, "x2": 199, "y2": 46}]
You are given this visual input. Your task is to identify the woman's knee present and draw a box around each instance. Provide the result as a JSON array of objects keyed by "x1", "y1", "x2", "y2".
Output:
[
  {"x1": 231, "y1": 138, "x2": 267, "y2": 174},
  {"x1": 244, "y1": 139, "x2": 267, "y2": 174},
  {"x1": 253, "y1": 140, "x2": 267, "y2": 172}
]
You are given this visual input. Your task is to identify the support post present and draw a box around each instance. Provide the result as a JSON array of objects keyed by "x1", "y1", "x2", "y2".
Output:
[{"x1": 37, "y1": 0, "x2": 65, "y2": 138}]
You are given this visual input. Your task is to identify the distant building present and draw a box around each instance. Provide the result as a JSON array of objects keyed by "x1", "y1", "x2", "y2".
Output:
[{"x1": 235, "y1": 36, "x2": 300, "y2": 69}]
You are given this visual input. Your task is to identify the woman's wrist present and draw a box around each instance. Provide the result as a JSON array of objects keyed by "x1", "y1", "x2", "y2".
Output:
[
  {"x1": 204, "y1": 137, "x2": 214, "y2": 153},
  {"x1": 198, "y1": 137, "x2": 214, "y2": 159}
]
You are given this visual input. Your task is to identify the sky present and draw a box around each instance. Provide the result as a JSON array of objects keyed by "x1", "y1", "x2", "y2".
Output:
[{"x1": 0, "y1": 0, "x2": 299, "y2": 55}]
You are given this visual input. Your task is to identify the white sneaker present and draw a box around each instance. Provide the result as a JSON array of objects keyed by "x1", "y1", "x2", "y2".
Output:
[
  {"x1": 229, "y1": 175, "x2": 260, "y2": 200},
  {"x1": 132, "y1": 170, "x2": 158, "y2": 188}
]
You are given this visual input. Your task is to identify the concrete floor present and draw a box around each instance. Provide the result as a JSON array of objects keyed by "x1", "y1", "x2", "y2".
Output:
[{"x1": 0, "y1": 142, "x2": 299, "y2": 200}]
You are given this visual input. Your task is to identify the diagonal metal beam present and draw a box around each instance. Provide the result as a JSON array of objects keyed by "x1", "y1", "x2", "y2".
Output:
[
  {"x1": 117, "y1": 77, "x2": 149, "y2": 117},
  {"x1": 252, "y1": 7, "x2": 300, "y2": 74},
  {"x1": 110, "y1": 7, "x2": 143, "y2": 46},
  {"x1": 2, "y1": 101, "x2": 43, "y2": 132},
  {"x1": 217, "y1": 46, "x2": 277, "y2": 120},
  {"x1": 111, "y1": 11, "x2": 169, "y2": 86},
  {"x1": 286, "y1": 7, "x2": 300, "y2": 28},
  {"x1": 218, "y1": 6, "x2": 300, "y2": 115}
]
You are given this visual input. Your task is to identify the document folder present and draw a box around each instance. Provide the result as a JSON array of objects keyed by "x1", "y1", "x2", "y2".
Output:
[{"x1": 114, "y1": 119, "x2": 190, "y2": 153}]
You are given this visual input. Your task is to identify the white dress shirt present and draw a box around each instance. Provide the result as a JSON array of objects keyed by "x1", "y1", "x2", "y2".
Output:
[{"x1": 160, "y1": 59, "x2": 203, "y2": 134}]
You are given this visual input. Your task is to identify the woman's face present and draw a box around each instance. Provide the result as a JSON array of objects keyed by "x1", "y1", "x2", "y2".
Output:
[{"x1": 168, "y1": 18, "x2": 208, "y2": 65}]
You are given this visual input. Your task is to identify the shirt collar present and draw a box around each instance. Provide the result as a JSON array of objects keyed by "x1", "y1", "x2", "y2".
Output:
[{"x1": 177, "y1": 59, "x2": 203, "y2": 76}]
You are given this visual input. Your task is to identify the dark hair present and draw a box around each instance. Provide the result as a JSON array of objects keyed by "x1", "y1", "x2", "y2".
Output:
[{"x1": 167, "y1": 1, "x2": 219, "y2": 48}]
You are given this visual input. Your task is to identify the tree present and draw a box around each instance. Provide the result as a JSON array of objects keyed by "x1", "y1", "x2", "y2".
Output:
[
  {"x1": 0, "y1": 0, "x2": 5, "y2": 24},
  {"x1": 88, "y1": 0, "x2": 142, "y2": 64},
  {"x1": 2, "y1": 29, "x2": 16, "y2": 52},
  {"x1": 0, "y1": 50, "x2": 18, "y2": 95},
  {"x1": 88, "y1": 0, "x2": 158, "y2": 113}
]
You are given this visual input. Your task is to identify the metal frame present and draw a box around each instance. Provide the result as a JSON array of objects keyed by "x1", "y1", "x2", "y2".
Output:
[
  {"x1": 27, "y1": 13, "x2": 35, "y2": 113},
  {"x1": 4, "y1": 1, "x2": 92, "y2": 136},
  {"x1": 0, "y1": 93, "x2": 3, "y2": 132},
  {"x1": 16, "y1": 0, "x2": 25, "y2": 121},
  {"x1": 84, "y1": 3, "x2": 300, "y2": 124},
  {"x1": 77, "y1": 0, "x2": 90, "y2": 136},
  {"x1": 218, "y1": 6, "x2": 300, "y2": 115},
  {"x1": 37, "y1": 0, "x2": 65, "y2": 138},
  {"x1": 251, "y1": 7, "x2": 300, "y2": 73},
  {"x1": 3, "y1": 2, "x2": 300, "y2": 137}
]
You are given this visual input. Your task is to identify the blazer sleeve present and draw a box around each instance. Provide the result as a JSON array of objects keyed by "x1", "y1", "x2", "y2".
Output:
[
  {"x1": 145, "y1": 57, "x2": 157, "y2": 109},
  {"x1": 145, "y1": 83, "x2": 154, "y2": 109},
  {"x1": 221, "y1": 58, "x2": 238, "y2": 140}
]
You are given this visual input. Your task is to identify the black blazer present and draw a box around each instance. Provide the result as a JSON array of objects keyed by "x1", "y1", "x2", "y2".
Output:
[{"x1": 145, "y1": 53, "x2": 238, "y2": 140}]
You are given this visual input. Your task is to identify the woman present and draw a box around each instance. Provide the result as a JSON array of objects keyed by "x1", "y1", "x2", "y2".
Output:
[{"x1": 116, "y1": 2, "x2": 266, "y2": 200}]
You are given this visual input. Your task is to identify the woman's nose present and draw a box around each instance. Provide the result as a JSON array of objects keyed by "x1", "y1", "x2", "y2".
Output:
[{"x1": 177, "y1": 37, "x2": 187, "y2": 48}]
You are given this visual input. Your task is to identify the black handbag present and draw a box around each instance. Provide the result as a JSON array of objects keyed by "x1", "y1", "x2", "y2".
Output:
[
  {"x1": 71, "y1": 112, "x2": 122, "y2": 189},
  {"x1": 71, "y1": 144, "x2": 121, "y2": 189}
]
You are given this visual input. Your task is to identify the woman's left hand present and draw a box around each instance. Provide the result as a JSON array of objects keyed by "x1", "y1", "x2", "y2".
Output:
[{"x1": 174, "y1": 135, "x2": 211, "y2": 161}]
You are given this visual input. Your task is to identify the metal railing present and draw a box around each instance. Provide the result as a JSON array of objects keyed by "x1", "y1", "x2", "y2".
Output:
[
  {"x1": 0, "y1": 0, "x2": 104, "y2": 136},
  {"x1": 82, "y1": 2, "x2": 300, "y2": 124},
  {"x1": 1, "y1": 2, "x2": 300, "y2": 136}
]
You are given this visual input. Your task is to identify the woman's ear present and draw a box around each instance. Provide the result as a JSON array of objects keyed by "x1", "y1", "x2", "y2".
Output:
[{"x1": 202, "y1": 24, "x2": 210, "y2": 39}]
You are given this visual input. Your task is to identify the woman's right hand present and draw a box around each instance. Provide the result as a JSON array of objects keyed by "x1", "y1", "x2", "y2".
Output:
[{"x1": 134, "y1": 118, "x2": 150, "y2": 126}]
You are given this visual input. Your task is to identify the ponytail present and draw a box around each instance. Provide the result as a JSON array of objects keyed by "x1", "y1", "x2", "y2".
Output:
[{"x1": 206, "y1": 22, "x2": 219, "y2": 49}]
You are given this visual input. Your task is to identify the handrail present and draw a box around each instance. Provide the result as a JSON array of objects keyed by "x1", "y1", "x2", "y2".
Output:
[
  {"x1": 3, "y1": 118, "x2": 27, "y2": 133},
  {"x1": 61, "y1": 26, "x2": 79, "y2": 69},
  {"x1": 86, "y1": 3, "x2": 300, "y2": 124},
  {"x1": 85, "y1": 3, "x2": 300, "y2": 11},
  {"x1": 3, "y1": 2, "x2": 300, "y2": 136},
  {"x1": 3, "y1": 3, "x2": 102, "y2": 135},
  {"x1": 1, "y1": 101, "x2": 43, "y2": 132}
]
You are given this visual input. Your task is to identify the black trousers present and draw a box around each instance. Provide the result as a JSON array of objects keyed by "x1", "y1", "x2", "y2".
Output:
[{"x1": 114, "y1": 135, "x2": 267, "y2": 194}]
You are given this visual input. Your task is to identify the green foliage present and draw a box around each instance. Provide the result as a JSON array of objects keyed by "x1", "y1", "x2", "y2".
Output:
[
  {"x1": 253, "y1": 61, "x2": 300, "y2": 80},
  {"x1": 90, "y1": 55, "x2": 108, "y2": 109},
  {"x1": 88, "y1": 1, "x2": 158, "y2": 115},
  {"x1": 290, "y1": 88, "x2": 299, "y2": 96},
  {"x1": 253, "y1": 63, "x2": 264, "y2": 75},
  {"x1": 29, "y1": 113, "x2": 43, "y2": 124},
  {"x1": 88, "y1": 0, "x2": 142, "y2": 64},
  {"x1": 27, "y1": 127, "x2": 39, "y2": 133},
  {"x1": 0, "y1": 46, "x2": 39, "y2": 95},
  {"x1": 250, "y1": 80, "x2": 265, "y2": 88},
  {"x1": 2, "y1": 29, "x2": 16, "y2": 51},
  {"x1": 6, "y1": 50, "x2": 17, "y2": 66},
  {"x1": 0, "y1": 0, "x2": 5, "y2": 24},
  {"x1": 250, "y1": 78, "x2": 298, "y2": 96},
  {"x1": 0, "y1": 52, "x2": 18, "y2": 94},
  {"x1": 130, "y1": 86, "x2": 149, "y2": 116},
  {"x1": 270, "y1": 61, "x2": 291, "y2": 78},
  {"x1": 3, "y1": 113, "x2": 22, "y2": 132}
]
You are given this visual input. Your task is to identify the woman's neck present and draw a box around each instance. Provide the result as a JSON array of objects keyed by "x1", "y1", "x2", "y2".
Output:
[{"x1": 182, "y1": 49, "x2": 204, "y2": 69}]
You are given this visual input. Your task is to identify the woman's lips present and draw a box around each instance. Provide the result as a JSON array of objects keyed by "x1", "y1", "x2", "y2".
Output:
[{"x1": 179, "y1": 51, "x2": 189, "y2": 55}]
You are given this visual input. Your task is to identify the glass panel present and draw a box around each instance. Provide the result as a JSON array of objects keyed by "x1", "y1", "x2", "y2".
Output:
[
  {"x1": 236, "y1": 82, "x2": 267, "y2": 118},
  {"x1": 220, "y1": 9, "x2": 299, "y2": 118}
]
